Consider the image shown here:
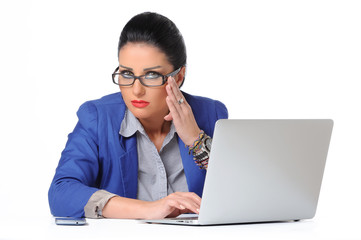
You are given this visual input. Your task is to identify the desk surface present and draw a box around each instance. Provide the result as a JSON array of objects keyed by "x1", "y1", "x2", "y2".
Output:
[{"x1": 1, "y1": 215, "x2": 360, "y2": 240}]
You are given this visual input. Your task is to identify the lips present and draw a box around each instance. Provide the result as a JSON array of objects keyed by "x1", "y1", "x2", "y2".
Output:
[{"x1": 131, "y1": 100, "x2": 150, "y2": 108}]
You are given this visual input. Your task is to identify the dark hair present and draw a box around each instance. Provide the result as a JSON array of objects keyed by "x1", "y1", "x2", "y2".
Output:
[{"x1": 118, "y1": 12, "x2": 187, "y2": 85}]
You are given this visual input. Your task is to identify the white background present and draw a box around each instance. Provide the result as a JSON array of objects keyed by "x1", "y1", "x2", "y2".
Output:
[{"x1": 1, "y1": 0, "x2": 360, "y2": 239}]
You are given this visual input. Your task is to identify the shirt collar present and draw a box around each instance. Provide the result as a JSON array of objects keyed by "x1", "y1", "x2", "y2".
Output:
[
  {"x1": 119, "y1": 109, "x2": 177, "y2": 139},
  {"x1": 119, "y1": 109, "x2": 142, "y2": 137}
]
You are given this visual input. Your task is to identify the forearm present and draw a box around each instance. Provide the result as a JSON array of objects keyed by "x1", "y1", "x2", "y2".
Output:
[
  {"x1": 102, "y1": 196, "x2": 151, "y2": 219},
  {"x1": 102, "y1": 192, "x2": 201, "y2": 220}
]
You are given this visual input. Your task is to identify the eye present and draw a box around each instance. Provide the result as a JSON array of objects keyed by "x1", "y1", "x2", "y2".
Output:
[
  {"x1": 120, "y1": 70, "x2": 134, "y2": 76},
  {"x1": 145, "y1": 71, "x2": 162, "y2": 79},
  {"x1": 120, "y1": 70, "x2": 134, "y2": 79}
]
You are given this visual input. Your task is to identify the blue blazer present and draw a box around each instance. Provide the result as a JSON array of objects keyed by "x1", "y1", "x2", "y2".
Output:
[{"x1": 48, "y1": 92, "x2": 228, "y2": 217}]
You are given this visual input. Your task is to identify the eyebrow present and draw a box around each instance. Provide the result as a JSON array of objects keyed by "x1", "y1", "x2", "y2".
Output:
[
  {"x1": 119, "y1": 65, "x2": 133, "y2": 71},
  {"x1": 143, "y1": 66, "x2": 162, "y2": 71},
  {"x1": 119, "y1": 65, "x2": 162, "y2": 71}
]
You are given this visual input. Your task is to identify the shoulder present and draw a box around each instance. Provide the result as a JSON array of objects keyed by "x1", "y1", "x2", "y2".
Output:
[
  {"x1": 78, "y1": 92, "x2": 125, "y2": 115},
  {"x1": 80, "y1": 92, "x2": 125, "y2": 109},
  {"x1": 183, "y1": 91, "x2": 228, "y2": 119},
  {"x1": 183, "y1": 91, "x2": 228, "y2": 136},
  {"x1": 76, "y1": 93, "x2": 126, "y2": 131}
]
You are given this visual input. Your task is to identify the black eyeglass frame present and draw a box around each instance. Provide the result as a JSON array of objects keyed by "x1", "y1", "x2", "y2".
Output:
[{"x1": 112, "y1": 66, "x2": 182, "y2": 87}]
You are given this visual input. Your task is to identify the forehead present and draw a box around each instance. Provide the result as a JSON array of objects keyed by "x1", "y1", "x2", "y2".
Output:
[{"x1": 118, "y1": 42, "x2": 170, "y2": 68}]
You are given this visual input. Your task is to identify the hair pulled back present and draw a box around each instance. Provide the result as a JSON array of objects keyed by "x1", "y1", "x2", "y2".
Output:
[{"x1": 118, "y1": 12, "x2": 187, "y2": 85}]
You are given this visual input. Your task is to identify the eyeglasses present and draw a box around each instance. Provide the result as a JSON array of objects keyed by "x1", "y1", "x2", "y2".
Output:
[{"x1": 112, "y1": 66, "x2": 182, "y2": 87}]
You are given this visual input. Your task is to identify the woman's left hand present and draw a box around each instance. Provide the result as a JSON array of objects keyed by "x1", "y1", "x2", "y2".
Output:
[{"x1": 164, "y1": 76, "x2": 201, "y2": 146}]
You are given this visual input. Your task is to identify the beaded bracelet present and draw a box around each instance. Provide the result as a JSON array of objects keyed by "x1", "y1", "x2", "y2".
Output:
[
  {"x1": 187, "y1": 130, "x2": 205, "y2": 154},
  {"x1": 187, "y1": 130, "x2": 210, "y2": 170},
  {"x1": 193, "y1": 151, "x2": 209, "y2": 169}
]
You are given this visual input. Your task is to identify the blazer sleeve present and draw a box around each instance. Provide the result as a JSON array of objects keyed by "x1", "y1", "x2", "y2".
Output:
[{"x1": 48, "y1": 102, "x2": 102, "y2": 217}]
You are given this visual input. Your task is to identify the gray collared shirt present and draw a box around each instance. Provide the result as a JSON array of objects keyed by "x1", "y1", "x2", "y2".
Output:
[
  {"x1": 120, "y1": 109, "x2": 188, "y2": 201},
  {"x1": 84, "y1": 109, "x2": 188, "y2": 218}
]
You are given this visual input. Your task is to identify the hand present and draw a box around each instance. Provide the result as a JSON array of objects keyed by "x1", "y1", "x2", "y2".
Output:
[
  {"x1": 102, "y1": 192, "x2": 201, "y2": 220},
  {"x1": 164, "y1": 76, "x2": 201, "y2": 146},
  {"x1": 146, "y1": 192, "x2": 201, "y2": 219}
]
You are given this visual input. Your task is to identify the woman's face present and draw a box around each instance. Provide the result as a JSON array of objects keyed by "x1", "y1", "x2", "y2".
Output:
[{"x1": 118, "y1": 42, "x2": 183, "y2": 121}]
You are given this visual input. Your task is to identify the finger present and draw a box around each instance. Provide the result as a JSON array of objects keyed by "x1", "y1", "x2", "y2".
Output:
[
  {"x1": 171, "y1": 77, "x2": 187, "y2": 106},
  {"x1": 168, "y1": 76, "x2": 181, "y2": 95},
  {"x1": 166, "y1": 83, "x2": 182, "y2": 112},
  {"x1": 183, "y1": 193, "x2": 201, "y2": 209},
  {"x1": 166, "y1": 95, "x2": 181, "y2": 122},
  {"x1": 164, "y1": 111, "x2": 173, "y2": 121},
  {"x1": 167, "y1": 77, "x2": 187, "y2": 108},
  {"x1": 179, "y1": 208, "x2": 192, "y2": 215},
  {"x1": 188, "y1": 193, "x2": 202, "y2": 206},
  {"x1": 174, "y1": 192, "x2": 202, "y2": 204},
  {"x1": 166, "y1": 199, "x2": 191, "y2": 213},
  {"x1": 166, "y1": 85, "x2": 187, "y2": 126},
  {"x1": 171, "y1": 200, "x2": 199, "y2": 214},
  {"x1": 172, "y1": 193, "x2": 201, "y2": 214},
  {"x1": 180, "y1": 200, "x2": 200, "y2": 214}
]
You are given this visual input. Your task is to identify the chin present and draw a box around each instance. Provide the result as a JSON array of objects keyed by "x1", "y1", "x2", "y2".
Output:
[
  {"x1": 128, "y1": 107, "x2": 153, "y2": 119},
  {"x1": 131, "y1": 106, "x2": 168, "y2": 122}
]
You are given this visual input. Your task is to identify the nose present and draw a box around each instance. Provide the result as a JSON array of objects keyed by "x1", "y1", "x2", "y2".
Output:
[{"x1": 132, "y1": 78, "x2": 146, "y2": 97}]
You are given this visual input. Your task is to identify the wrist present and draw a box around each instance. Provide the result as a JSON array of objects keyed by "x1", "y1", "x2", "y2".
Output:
[
  {"x1": 186, "y1": 130, "x2": 212, "y2": 170},
  {"x1": 102, "y1": 196, "x2": 150, "y2": 219},
  {"x1": 185, "y1": 129, "x2": 202, "y2": 146},
  {"x1": 186, "y1": 130, "x2": 204, "y2": 150}
]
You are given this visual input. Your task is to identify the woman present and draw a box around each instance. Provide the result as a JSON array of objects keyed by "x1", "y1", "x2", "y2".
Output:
[{"x1": 48, "y1": 12, "x2": 228, "y2": 219}]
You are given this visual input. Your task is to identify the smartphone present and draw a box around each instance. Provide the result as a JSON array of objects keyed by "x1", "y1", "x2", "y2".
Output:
[{"x1": 55, "y1": 217, "x2": 87, "y2": 226}]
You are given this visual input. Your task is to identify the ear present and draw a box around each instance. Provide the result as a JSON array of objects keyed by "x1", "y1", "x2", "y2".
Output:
[{"x1": 175, "y1": 66, "x2": 186, "y2": 88}]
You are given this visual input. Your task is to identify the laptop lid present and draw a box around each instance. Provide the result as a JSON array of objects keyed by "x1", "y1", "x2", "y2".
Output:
[{"x1": 198, "y1": 119, "x2": 333, "y2": 225}]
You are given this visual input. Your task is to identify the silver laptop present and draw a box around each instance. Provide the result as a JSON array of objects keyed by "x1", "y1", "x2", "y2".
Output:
[{"x1": 143, "y1": 119, "x2": 333, "y2": 225}]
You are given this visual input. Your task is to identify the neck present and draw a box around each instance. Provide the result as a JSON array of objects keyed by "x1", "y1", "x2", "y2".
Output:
[
  {"x1": 138, "y1": 114, "x2": 171, "y2": 153},
  {"x1": 138, "y1": 115, "x2": 171, "y2": 139}
]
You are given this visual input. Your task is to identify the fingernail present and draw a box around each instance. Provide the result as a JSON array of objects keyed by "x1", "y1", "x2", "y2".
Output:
[
  {"x1": 179, "y1": 205, "x2": 186, "y2": 210},
  {"x1": 196, "y1": 209, "x2": 200, "y2": 213}
]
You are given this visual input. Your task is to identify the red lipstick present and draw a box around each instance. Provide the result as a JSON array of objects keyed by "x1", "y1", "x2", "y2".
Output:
[{"x1": 131, "y1": 100, "x2": 150, "y2": 108}]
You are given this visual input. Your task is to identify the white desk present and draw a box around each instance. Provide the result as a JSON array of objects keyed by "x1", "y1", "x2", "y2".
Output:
[{"x1": 1, "y1": 215, "x2": 360, "y2": 240}]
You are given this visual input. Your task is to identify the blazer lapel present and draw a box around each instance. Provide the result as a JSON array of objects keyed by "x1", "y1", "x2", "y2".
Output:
[
  {"x1": 117, "y1": 128, "x2": 207, "y2": 199},
  {"x1": 178, "y1": 137, "x2": 206, "y2": 197},
  {"x1": 119, "y1": 135, "x2": 138, "y2": 199}
]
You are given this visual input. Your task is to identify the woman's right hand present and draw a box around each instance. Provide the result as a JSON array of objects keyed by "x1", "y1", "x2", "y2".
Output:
[
  {"x1": 102, "y1": 192, "x2": 201, "y2": 219},
  {"x1": 145, "y1": 192, "x2": 201, "y2": 219}
]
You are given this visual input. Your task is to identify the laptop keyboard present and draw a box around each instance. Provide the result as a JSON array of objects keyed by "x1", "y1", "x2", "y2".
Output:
[{"x1": 169, "y1": 216, "x2": 198, "y2": 221}]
